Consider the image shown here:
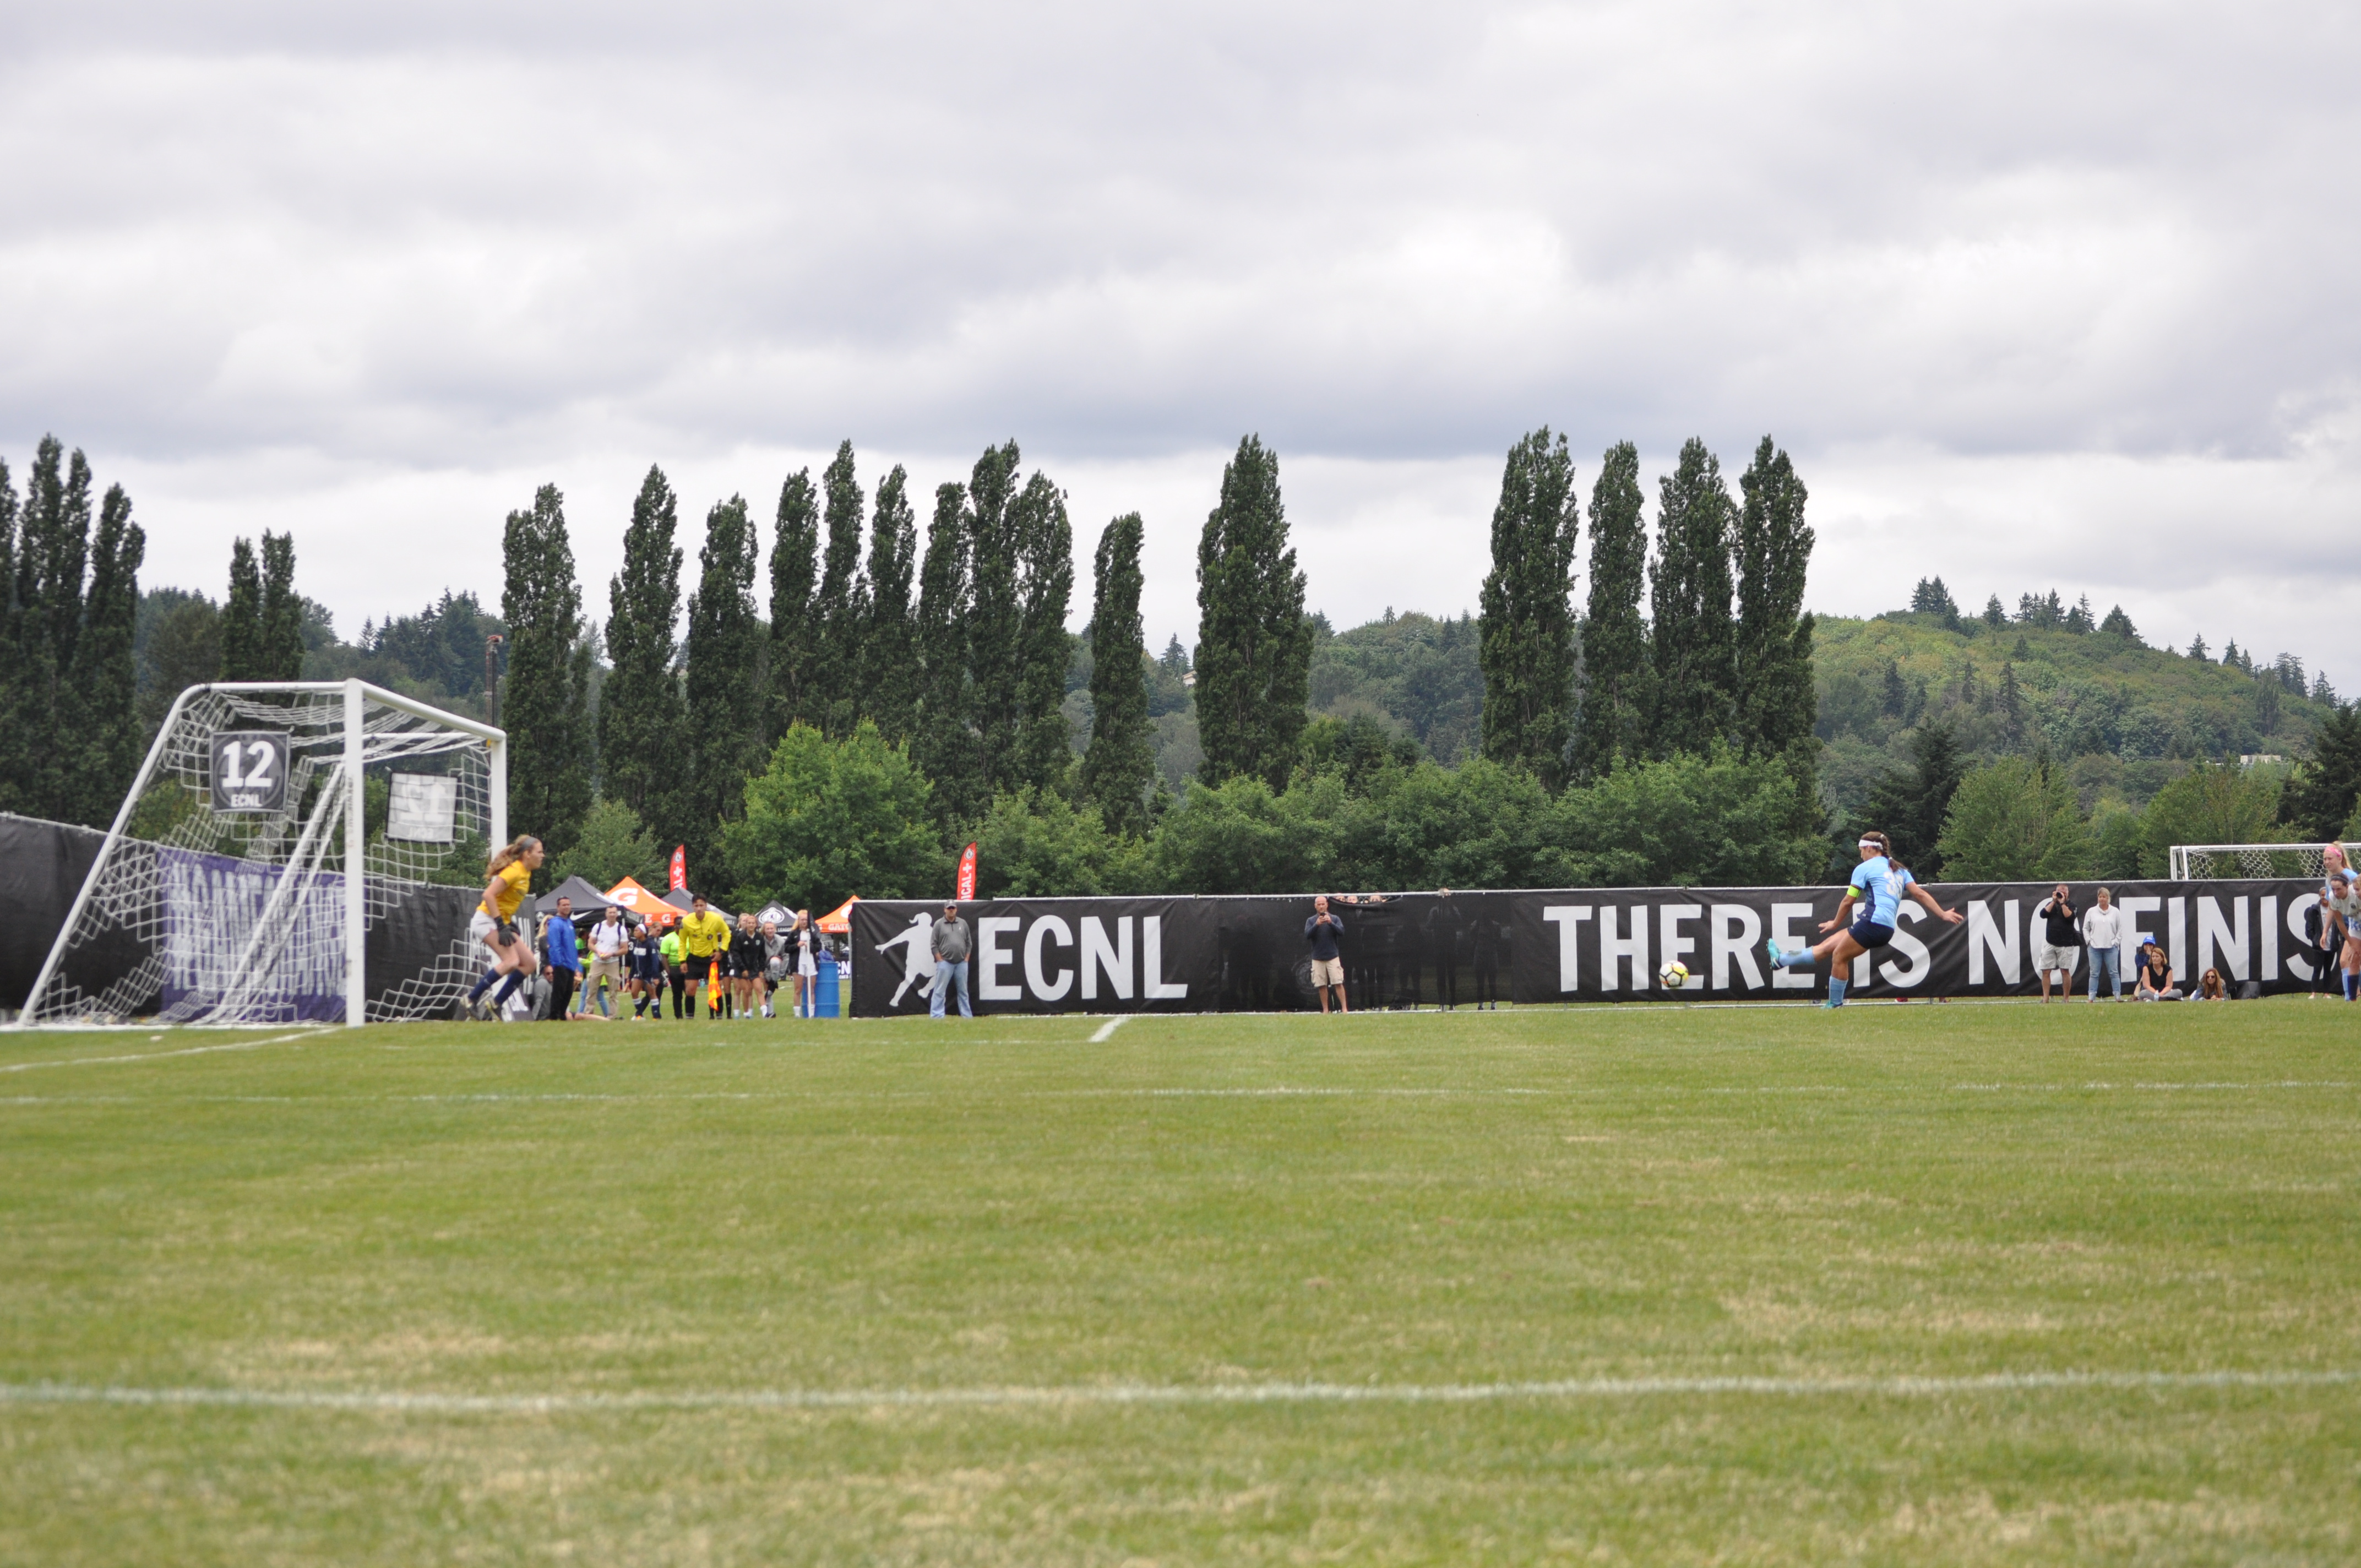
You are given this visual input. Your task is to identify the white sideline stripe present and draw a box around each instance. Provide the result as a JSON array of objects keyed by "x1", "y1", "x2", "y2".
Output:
[
  {"x1": 0, "y1": 1032, "x2": 311, "y2": 1074},
  {"x1": 1088, "y1": 1015, "x2": 1129, "y2": 1043},
  {"x1": 1955, "y1": 1082, "x2": 2354, "y2": 1092},
  {"x1": 1, "y1": 1369, "x2": 2349, "y2": 1416}
]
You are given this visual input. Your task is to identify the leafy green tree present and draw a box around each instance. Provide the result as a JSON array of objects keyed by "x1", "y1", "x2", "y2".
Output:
[
  {"x1": 501, "y1": 484, "x2": 594, "y2": 862},
  {"x1": 601, "y1": 466, "x2": 685, "y2": 834},
  {"x1": 1574, "y1": 442, "x2": 1649, "y2": 778},
  {"x1": 813, "y1": 440, "x2": 866, "y2": 736},
  {"x1": 2098, "y1": 604, "x2": 2139, "y2": 641},
  {"x1": 1935, "y1": 756, "x2": 2094, "y2": 879},
  {"x1": 1151, "y1": 773, "x2": 1321, "y2": 894},
  {"x1": 138, "y1": 592, "x2": 221, "y2": 732},
  {"x1": 969, "y1": 786, "x2": 1149, "y2": 897},
  {"x1": 1361, "y1": 756, "x2": 1566, "y2": 892},
  {"x1": 723, "y1": 721, "x2": 948, "y2": 912},
  {"x1": 1982, "y1": 595, "x2": 2006, "y2": 628},
  {"x1": 2138, "y1": 761, "x2": 2285, "y2": 875},
  {"x1": 1863, "y1": 720, "x2": 1965, "y2": 874},
  {"x1": 913, "y1": 481, "x2": 974, "y2": 824},
  {"x1": 550, "y1": 797, "x2": 663, "y2": 890},
  {"x1": 1734, "y1": 436, "x2": 1819, "y2": 827},
  {"x1": 2092, "y1": 807, "x2": 2145, "y2": 879},
  {"x1": 1195, "y1": 434, "x2": 1311, "y2": 790},
  {"x1": 1015, "y1": 471, "x2": 1076, "y2": 791},
  {"x1": 219, "y1": 536, "x2": 263, "y2": 682},
  {"x1": 69, "y1": 484, "x2": 145, "y2": 816},
  {"x1": 1080, "y1": 512, "x2": 1155, "y2": 835},
  {"x1": 1908, "y1": 576, "x2": 1961, "y2": 626},
  {"x1": 1554, "y1": 748, "x2": 1829, "y2": 888},
  {"x1": 1477, "y1": 428, "x2": 1580, "y2": 787},
  {"x1": 964, "y1": 442, "x2": 1025, "y2": 801},
  {"x1": 680, "y1": 495, "x2": 764, "y2": 883},
  {"x1": 259, "y1": 531, "x2": 304, "y2": 679},
  {"x1": 1648, "y1": 438, "x2": 1738, "y2": 758},
  {"x1": 2281, "y1": 703, "x2": 2361, "y2": 841},
  {"x1": 862, "y1": 465, "x2": 920, "y2": 744},
  {"x1": 768, "y1": 467, "x2": 819, "y2": 734}
]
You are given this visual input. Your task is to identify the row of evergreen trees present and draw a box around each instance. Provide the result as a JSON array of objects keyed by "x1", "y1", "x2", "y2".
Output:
[{"x1": 1478, "y1": 433, "x2": 1819, "y2": 803}]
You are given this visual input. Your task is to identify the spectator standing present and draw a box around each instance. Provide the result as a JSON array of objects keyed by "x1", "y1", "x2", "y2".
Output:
[
  {"x1": 626, "y1": 922, "x2": 664, "y2": 1019},
  {"x1": 2082, "y1": 887, "x2": 2125, "y2": 1001},
  {"x1": 659, "y1": 923, "x2": 687, "y2": 1018},
  {"x1": 2303, "y1": 889, "x2": 2344, "y2": 998},
  {"x1": 730, "y1": 913, "x2": 765, "y2": 1021},
  {"x1": 1306, "y1": 895, "x2": 1348, "y2": 1015},
  {"x1": 543, "y1": 896, "x2": 581, "y2": 1020},
  {"x1": 796, "y1": 910, "x2": 821, "y2": 1018},
  {"x1": 2134, "y1": 938, "x2": 2183, "y2": 1000},
  {"x1": 2034, "y1": 884, "x2": 2079, "y2": 1002},
  {"x1": 1469, "y1": 904, "x2": 1503, "y2": 1010},
  {"x1": 583, "y1": 905, "x2": 629, "y2": 1018},
  {"x1": 1426, "y1": 889, "x2": 1466, "y2": 1010},
  {"x1": 931, "y1": 902, "x2": 973, "y2": 1019},
  {"x1": 761, "y1": 918, "x2": 790, "y2": 1018}
]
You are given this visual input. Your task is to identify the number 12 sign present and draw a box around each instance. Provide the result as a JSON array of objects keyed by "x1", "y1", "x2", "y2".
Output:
[{"x1": 211, "y1": 732, "x2": 291, "y2": 814}]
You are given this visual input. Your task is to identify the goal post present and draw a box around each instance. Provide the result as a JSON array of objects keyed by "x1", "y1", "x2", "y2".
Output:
[
  {"x1": 18, "y1": 679, "x2": 507, "y2": 1028},
  {"x1": 2169, "y1": 842, "x2": 2357, "y2": 880}
]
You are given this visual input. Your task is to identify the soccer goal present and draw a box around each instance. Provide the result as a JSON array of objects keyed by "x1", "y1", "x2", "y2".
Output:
[
  {"x1": 2169, "y1": 842, "x2": 2357, "y2": 880},
  {"x1": 18, "y1": 680, "x2": 506, "y2": 1028}
]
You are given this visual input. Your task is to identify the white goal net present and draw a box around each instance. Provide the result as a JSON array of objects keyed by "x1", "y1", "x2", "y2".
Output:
[
  {"x1": 19, "y1": 680, "x2": 506, "y2": 1027},
  {"x1": 2170, "y1": 842, "x2": 2357, "y2": 880}
]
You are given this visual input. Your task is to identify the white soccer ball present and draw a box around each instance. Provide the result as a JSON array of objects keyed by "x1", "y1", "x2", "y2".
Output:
[{"x1": 1658, "y1": 960, "x2": 1690, "y2": 989}]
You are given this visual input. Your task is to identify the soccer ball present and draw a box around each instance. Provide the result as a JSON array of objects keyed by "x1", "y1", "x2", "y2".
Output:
[{"x1": 1658, "y1": 960, "x2": 1690, "y2": 989}]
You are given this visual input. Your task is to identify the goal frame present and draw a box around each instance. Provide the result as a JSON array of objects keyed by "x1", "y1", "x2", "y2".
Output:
[
  {"x1": 2168, "y1": 842, "x2": 2356, "y2": 880},
  {"x1": 18, "y1": 679, "x2": 507, "y2": 1028}
]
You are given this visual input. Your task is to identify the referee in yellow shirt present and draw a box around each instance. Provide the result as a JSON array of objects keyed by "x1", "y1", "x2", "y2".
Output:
[{"x1": 677, "y1": 894, "x2": 732, "y2": 1020}]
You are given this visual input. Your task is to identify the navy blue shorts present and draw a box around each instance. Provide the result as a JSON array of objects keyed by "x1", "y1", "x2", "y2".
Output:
[{"x1": 1848, "y1": 916, "x2": 1896, "y2": 950}]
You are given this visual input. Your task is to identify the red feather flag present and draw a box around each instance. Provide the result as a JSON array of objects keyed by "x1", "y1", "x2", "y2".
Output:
[{"x1": 955, "y1": 842, "x2": 977, "y2": 901}]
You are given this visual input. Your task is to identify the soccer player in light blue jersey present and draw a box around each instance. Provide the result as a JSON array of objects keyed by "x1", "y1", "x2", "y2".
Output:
[{"x1": 1765, "y1": 829, "x2": 1963, "y2": 1007}]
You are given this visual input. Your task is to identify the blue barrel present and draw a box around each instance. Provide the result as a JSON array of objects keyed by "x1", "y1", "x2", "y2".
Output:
[{"x1": 816, "y1": 954, "x2": 840, "y2": 1018}]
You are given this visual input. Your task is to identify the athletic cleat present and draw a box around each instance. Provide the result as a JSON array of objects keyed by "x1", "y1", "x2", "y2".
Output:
[
  {"x1": 1765, "y1": 939, "x2": 1785, "y2": 967},
  {"x1": 1816, "y1": 999, "x2": 1843, "y2": 1009}
]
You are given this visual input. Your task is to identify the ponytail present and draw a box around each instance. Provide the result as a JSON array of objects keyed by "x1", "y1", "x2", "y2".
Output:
[{"x1": 486, "y1": 835, "x2": 541, "y2": 876}]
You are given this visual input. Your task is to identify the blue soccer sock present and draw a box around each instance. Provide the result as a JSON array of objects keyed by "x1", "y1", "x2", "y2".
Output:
[
  {"x1": 2346, "y1": 972, "x2": 2358, "y2": 1002},
  {"x1": 467, "y1": 968, "x2": 499, "y2": 1003},
  {"x1": 492, "y1": 973, "x2": 524, "y2": 1009},
  {"x1": 1826, "y1": 976, "x2": 1847, "y2": 1006},
  {"x1": 1780, "y1": 948, "x2": 1818, "y2": 970}
]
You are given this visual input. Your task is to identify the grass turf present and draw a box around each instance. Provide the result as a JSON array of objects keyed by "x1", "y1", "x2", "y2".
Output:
[{"x1": 2, "y1": 999, "x2": 2357, "y2": 1564}]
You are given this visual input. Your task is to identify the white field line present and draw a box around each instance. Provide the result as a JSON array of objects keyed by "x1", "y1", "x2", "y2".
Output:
[
  {"x1": 0, "y1": 1032, "x2": 312, "y2": 1074},
  {"x1": 1, "y1": 1369, "x2": 2349, "y2": 1417},
  {"x1": 1088, "y1": 1015, "x2": 1129, "y2": 1043},
  {"x1": 1955, "y1": 1082, "x2": 2355, "y2": 1092}
]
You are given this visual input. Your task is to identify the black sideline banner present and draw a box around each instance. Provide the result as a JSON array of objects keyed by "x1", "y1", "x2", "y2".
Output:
[{"x1": 851, "y1": 880, "x2": 2338, "y2": 1016}]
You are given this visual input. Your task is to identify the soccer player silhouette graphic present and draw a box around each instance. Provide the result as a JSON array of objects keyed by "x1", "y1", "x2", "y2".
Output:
[{"x1": 875, "y1": 913, "x2": 936, "y2": 1008}]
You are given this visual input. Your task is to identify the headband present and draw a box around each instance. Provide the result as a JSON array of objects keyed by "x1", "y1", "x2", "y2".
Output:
[{"x1": 1857, "y1": 838, "x2": 1882, "y2": 850}]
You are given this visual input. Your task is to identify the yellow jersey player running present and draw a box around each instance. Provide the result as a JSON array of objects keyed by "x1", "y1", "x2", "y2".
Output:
[{"x1": 465, "y1": 835, "x2": 545, "y2": 1020}]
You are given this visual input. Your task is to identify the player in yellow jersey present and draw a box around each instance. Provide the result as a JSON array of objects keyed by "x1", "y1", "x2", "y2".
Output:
[
  {"x1": 464, "y1": 835, "x2": 545, "y2": 1020},
  {"x1": 676, "y1": 893, "x2": 732, "y2": 1020}
]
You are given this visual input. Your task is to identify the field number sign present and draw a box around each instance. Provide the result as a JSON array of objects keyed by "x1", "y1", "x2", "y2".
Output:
[{"x1": 210, "y1": 732, "x2": 291, "y2": 814}]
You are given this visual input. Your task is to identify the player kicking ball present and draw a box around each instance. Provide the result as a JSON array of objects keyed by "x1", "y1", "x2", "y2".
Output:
[
  {"x1": 1765, "y1": 830, "x2": 1961, "y2": 1007},
  {"x1": 464, "y1": 835, "x2": 545, "y2": 1021}
]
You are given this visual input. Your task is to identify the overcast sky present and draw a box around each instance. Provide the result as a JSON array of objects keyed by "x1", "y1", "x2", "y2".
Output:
[{"x1": 5, "y1": 1, "x2": 2357, "y2": 691}]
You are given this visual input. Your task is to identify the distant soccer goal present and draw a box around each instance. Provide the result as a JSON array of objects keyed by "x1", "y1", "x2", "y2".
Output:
[
  {"x1": 18, "y1": 681, "x2": 505, "y2": 1028},
  {"x1": 2169, "y1": 842, "x2": 2355, "y2": 880}
]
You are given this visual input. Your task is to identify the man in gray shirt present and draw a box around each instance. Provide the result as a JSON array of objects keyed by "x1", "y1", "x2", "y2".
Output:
[{"x1": 930, "y1": 901, "x2": 973, "y2": 1019}]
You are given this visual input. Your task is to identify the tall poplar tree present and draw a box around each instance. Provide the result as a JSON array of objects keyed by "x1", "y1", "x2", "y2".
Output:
[
  {"x1": 1478, "y1": 427, "x2": 1581, "y2": 788},
  {"x1": 767, "y1": 468, "x2": 819, "y2": 737},
  {"x1": 1734, "y1": 437, "x2": 1819, "y2": 820},
  {"x1": 1, "y1": 439, "x2": 93, "y2": 815},
  {"x1": 601, "y1": 466, "x2": 685, "y2": 833},
  {"x1": 862, "y1": 465, "x2": 920, "y2": 745},
  {"x1": 813, "y1": 440, "x2": 867, "y2": 736},
  {"x1": 681, "y1": 495, "x2": 763, "y2": 885},
  {"x1": 1574, "y1": 442, "x2": 1649, "y2": 779},
  {"x1": 1080, "y1": 511, "x2": 1153, "y2": 835},
  {"x1": 1195, "y1": 434, "x2": 1310, "y2": 790},
  {"x1": 0, "y1": 458, "x2": 17, "y2": 808},
  {"x1": 70, "y1": 483, "x2": 145, "y2": 816},
  {"x1": 258, "y1": 532, "x2": 305, "y2": 679},
  {"x1": 501, "y1": 484, "x2": 594, "y2": 862},
  {"x1": 964, "y1": 442, "x2": 1025, "y2": 802},
  {"x1": 1648, "y1": 438, "x2": 1738, "y2": 758},
  {"x1": 219, "y1": 536, "x2": 263, "y2": 682},
  {"x1": 1014, "y1": 471, "x2": 1075, "y2": 791},
  {"x1": 913, "y1": 482, "x2": 974, "y2": 824}
]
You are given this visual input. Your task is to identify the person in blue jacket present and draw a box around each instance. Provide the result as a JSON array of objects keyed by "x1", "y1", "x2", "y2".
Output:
[{"x1": 541, "y1": 895, "x2": 582, "y2": 1022}]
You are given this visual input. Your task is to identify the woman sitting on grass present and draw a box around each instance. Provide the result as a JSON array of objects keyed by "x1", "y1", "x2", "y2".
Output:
[
  {"x1": 2134, "y1": 940, "x2": 2184, "y2": 1001},
  {"x1": 2196, "y1": 967, "x2": 2228, "y2": 1001}
]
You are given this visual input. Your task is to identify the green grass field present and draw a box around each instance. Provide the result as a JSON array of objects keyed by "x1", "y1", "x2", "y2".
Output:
[{"x1": 3, "y1": 1000, "x2": 2357, "y2": 1564}]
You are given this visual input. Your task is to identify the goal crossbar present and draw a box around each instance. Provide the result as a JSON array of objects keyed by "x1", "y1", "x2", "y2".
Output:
[
  {"x1": 18, "y1": 679, "x2": 508, "y2": 1028},
  {"x1": 2169, "y1": 842, "x2": 2356, "y2": 880}
]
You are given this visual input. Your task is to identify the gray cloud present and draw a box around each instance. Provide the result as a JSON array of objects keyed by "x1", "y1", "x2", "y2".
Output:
[{"x1": 3, "y1": 1, "x2": 2357, "y2": 685}]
